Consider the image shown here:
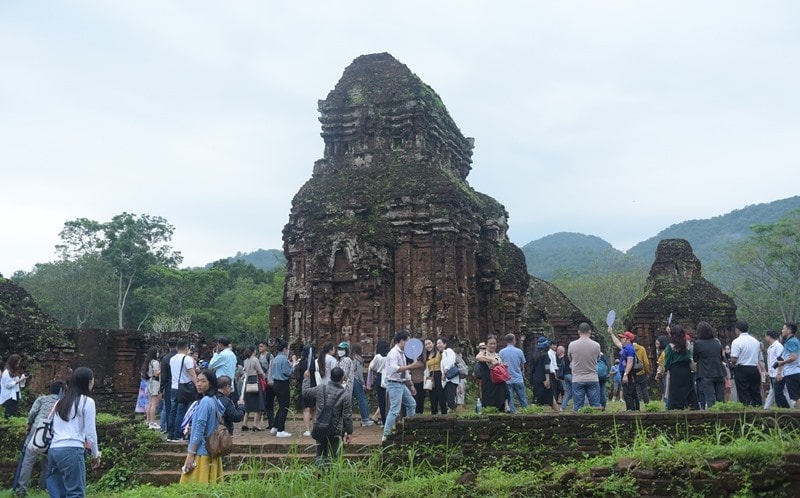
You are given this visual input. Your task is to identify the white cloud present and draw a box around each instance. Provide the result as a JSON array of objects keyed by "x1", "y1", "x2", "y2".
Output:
[{"x1": 1, "y1": 1, "x2": 800, "y2": 275}]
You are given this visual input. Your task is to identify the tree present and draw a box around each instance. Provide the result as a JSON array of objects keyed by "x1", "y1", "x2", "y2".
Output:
[
  {"x1": 12, "y1": 255, "x2": 117, "y2": 328},
  {"x1": 723, "y1": 210, "x2": 800, "y2": 329},
  {"x1": 550, "y1": 251, "x2": 648, "y2": 327},
  {"x1": 56, "y1": 213, "x2": 182, "y2": 329}
]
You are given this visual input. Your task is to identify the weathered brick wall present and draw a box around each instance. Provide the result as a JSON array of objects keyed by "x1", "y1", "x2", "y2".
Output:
[{"x1": 385, "y1": 411, "x2": 800, "y2": 470}]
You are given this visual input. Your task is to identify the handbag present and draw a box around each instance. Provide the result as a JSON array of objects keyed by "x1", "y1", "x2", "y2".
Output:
[
  {"x1": 29, "y1": 402, "x2": 59, "y2": 455},
  {"x1": 490, "y1": 364, "x2": 511, "y2": 384},
  {"x1": 206, "y1": 400, "x2": 233, "y2": 458},
  {"x1": 445, "y1": 365, "x2": 460, "y2": 380},
  {"x1": 423, "y1": 378, "x2": 434, "y2": 390},
  {"x1": 176, "y1": 356, "x2": 197, "y2": 404},
  {"x1": 245, "y1": 382, "x2": 259, "y2": 393}
]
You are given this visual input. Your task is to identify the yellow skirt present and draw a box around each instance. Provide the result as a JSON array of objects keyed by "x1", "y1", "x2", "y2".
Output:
[{"x1": 179, "y1": 455, "x2": 224, "y2": 484}]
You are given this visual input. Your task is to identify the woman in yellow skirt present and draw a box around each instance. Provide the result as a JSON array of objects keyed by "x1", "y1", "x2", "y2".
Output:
[{"x1": 180, "y1": 368, "x2": 224, "y2": 484}]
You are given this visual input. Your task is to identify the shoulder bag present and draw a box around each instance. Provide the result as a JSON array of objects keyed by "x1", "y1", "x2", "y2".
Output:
[
  {"x1": 29, "y1": 402, "x2": 59, "y2": 455},
  {"x1": 176, "y1": 356, "x2": 197, "y2": 404},
  {"x1": 312, "y1": 386, "x2": 346, "y2": 442},
  {"x1": 490, "y1": 364, "x2": 511, "y2": 384}
]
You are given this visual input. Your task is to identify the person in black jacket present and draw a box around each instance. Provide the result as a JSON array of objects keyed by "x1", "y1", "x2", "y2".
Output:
[
  {"x1": 216, "y1": 376, "x2": 244, "y2": 435},
  {"x1": 302, "y1": 367, "x2": 353, "y2": 468},
  {"x1": 159, "y1": 337, "x2": 178, "y2": 434}
]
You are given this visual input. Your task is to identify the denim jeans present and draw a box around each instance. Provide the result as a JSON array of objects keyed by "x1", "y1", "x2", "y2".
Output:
[
  {"x1": 506, "y1": 382, "x2": 528, "y2": 413},
  {"x1": 169, "y1": 389, "x2": 190, "y2": 440},
  {"x1": 598, "y1": 378, "x2": 608, "y2": 408},
  {"x1": 47, "y1": 446, "x2": 86, "y2": 498},
  {"x1": 572, "y1": 381, "x2": 602, "y2": 411},
  {"x1": 160, "y1": 390, "x2": 171, "y2": 432},
  {"x1": 560, "y1": 374, "x2": 573, "y2": 410},
  {"x1": 383, "y1": 382, "x2": 416, "y2": 438},
  {"x1": 353, "y1": 380, "x2": 371, "y2": 421}
]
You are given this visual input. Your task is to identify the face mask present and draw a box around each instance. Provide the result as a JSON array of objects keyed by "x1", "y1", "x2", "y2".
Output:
[{"x1": 337, "y1": 349, "x2": 346, "y2": 358}]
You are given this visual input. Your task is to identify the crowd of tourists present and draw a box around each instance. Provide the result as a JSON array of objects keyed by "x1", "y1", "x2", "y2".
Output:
[{"x1": 4, "y1": 318, "x2": 799, "y2": 493}]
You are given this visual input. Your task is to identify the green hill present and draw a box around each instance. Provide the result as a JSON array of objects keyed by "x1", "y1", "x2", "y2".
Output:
[
  {"x1": 207, "y1": 248, "x2": 286, "y2": 271},
  {"x1": 523, "y1": 196, "x2": 800, "y2": 280},
  {"x1": 521, "y1": 232, "x2": 630, "y2": 280},
  {"x1": 626, "y1": 196, "x2": 800, "y2": 272}
]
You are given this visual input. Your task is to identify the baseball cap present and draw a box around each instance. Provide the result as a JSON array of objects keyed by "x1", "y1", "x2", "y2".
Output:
[{"x1": 617, "y1": 331, "x2": 635, "y2": 341}]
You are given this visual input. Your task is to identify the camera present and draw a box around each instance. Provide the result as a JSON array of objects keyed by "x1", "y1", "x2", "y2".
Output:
[{"x1": 773, "y1": 356, "x2": 784, "y2": 369}]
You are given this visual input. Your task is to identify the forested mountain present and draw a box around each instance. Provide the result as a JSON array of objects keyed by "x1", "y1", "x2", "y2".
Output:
[
  {"x1": 521, "y1": 232, "x2": 630, "y2": 280},
  {"x1": 207, "y1": 248, "x2": 286, "y2": 271},
  {"x1": 523, "y1": 196, "x2": 800, "y2": 280},
  {"x1": 626, "y1": 196, "x2": 800, "y2": 272}
]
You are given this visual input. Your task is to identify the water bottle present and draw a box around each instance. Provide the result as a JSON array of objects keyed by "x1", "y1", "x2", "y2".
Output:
[{"x1": 476, "y1": 398, "x2": 483, "y2": 414}]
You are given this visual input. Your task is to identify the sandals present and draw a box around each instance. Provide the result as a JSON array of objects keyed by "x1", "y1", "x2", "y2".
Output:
[
  {"x1": 241, "y1": 425, "x2": 251, "y2": 431},
  {"x1": 252, "y1": 426, "x2": 264, "y2": 432}
]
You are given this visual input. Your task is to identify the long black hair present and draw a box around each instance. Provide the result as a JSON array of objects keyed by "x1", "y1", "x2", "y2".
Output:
[
  {"x1": 57, "y1": 367, "x2": 94, "y2": 421},
  {"x1": 318, "y1": 342, "x2": 334, "y2": 378},
  {"x1": 670, "y1": 324, "x2": 688, "y2": 354},
  {"x1": 141, "y1": 346, "x2": 159, "y2": 378}
]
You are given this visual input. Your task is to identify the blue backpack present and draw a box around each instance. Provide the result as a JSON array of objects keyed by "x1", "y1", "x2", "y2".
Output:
[{"x1": 597, "y1": 354, "x2": 609, "y2": 380}]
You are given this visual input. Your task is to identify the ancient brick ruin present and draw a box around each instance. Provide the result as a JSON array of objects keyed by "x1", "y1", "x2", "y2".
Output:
[
  {"x1": 522, "y1": 276, "x2": 600, "y2": 354},
  {"x1": 278, "y1": 53, "x2": 529, "y2": 353},
  {"x1": 624, "y1": 238, "x2": 738, "y2": 364}
]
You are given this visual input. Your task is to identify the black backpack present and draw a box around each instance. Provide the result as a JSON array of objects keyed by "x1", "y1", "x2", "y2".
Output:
[{"x1": 311, "y1": 385, "x2": 345, "y2": 442}]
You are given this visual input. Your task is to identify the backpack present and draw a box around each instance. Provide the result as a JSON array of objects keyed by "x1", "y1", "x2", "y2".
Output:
[
  {"x1": 597, "y1": 355, "x2": 609, "y2": 380},
  {"x1": 312, "y1": 386, "x2": 345, "y2": 442},
  {"x1": 206, "y1": 400, "x2": 233, "y2": 458},
  {"x1": 632, "y1": 352, "x2": 644, "y2": 373}
]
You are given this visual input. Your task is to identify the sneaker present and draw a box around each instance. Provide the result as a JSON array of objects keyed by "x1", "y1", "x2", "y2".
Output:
[
  {"x1": 302, "y1": 430, "x2": 311, "y2": 437},
  {"x1": 276, "y1": 431, "x2": 292, "y2": 438},
  {"x1": 361, "y1": 420, "x2": 374, "y2": 427},
  {"x1": 166, "y1": 437, "x2": 182, "y2": 443},
  {"x1": 381, "y1": 435, "x2": 387, "y2": 443},
  {"x1": 270, "y1": 427, "x2": 278, "y2": 435}
]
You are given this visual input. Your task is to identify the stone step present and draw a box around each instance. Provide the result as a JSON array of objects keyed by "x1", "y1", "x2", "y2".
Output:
[
  {"x1": 151, "y1": 441, "x2": 378, "y2": 454},
  {"x1": 145, "y1": 450, "x2": 370, "y2": 466},
  {"x1": 135, "y1": 454, "x2": 372, "y2": 486}
]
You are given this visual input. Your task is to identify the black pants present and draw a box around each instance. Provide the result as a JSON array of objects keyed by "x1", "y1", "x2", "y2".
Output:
[
  {"x1": 734, "y1": 365, "x2": 762, "y2": 407},
  {"x1": 430, "y1": 371, "x2": 447, "y2": 414},
  {"x1": 375, "y1": 374, "x2": 387, "y2": 423},
  {"x1": 273, "y1": 379, "x2": 290, "y2": 431},
  {"x1": 3, "y1": 398, "x2": 19, "y2": 418},
  {"x1": 623, "y1": 374, "x2": 639, "y2": 411},
  {"x1": 316, "y1": 435, "x2": 342, "y2": 467},
  {"x1": 443, "y1": 382, "x2": 457, "y2": 411},
  {"x1": 264, "y1": 385, "x2": 276, "y2": 428},
  {"x1": 414, "y1": 382, "x2": 425, "y2": 414},
  {"x1": 772, "y1": 377, "x2": 791, "y2": 408}
]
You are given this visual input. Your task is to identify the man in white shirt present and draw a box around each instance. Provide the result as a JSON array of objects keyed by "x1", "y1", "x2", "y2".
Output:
[
  {"x1": 382, "y1": 331, "x2": 419, "y2": 442},
  {"x1": 730, "y1": 320, "x2": 762, "y2": 407},
  {"x1": 764, "y1": 330, "x2": 789, "y2": 409},
  {"x1": 167, "y1": 339, "x2": 197, "y2": 441}
]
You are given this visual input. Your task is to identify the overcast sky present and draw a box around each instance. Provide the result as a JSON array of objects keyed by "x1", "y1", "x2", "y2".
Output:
[{"x1": 2, "y1": 1, "x2": 799, "y2": 277}]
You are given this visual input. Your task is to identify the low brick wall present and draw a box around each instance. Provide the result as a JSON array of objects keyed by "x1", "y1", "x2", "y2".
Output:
[{"x1": 385, "y1": 411, "x2": 800, "y2": 468}]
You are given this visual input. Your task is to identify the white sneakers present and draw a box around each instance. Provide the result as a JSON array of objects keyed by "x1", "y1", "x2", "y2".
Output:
[
  {"x1": 302, "y1": 430, "x2": 311, "y2": 437},
  {"x1": 276, "y1": 431, "x2": 292, "y2": 438},
  {"x1": 270, "y1": 427, "x2": 278, "y2": 435}
]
